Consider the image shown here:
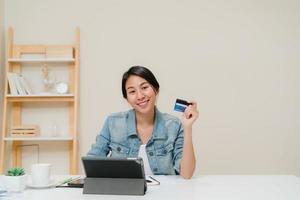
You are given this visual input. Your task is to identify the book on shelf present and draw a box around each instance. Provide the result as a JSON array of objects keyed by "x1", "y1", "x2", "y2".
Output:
[
  {"x1": 7, "y1": 72, "x2": 32, "y2": 95},
  {"x1": 19, "y1": 75, "x2": 33, "y2": 94},
  {"x1": 12, "y1": 73, "x2": 26, "y2": 95},
  {"x1": 7, "y1": 73, "x2": 18, "y2": 95}
]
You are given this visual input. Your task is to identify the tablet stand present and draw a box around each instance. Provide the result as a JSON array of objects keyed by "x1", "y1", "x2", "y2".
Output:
[{"x1": 83, "y1": 177, "x2": 147, "y2": 195}]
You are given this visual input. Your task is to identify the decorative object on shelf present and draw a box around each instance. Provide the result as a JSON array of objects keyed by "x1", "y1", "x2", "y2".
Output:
[
  {"x1": 10, "y1": 125, "x2": 40, "y2": 137},
  {"x1": 42, "y1": 65, "x2": 56, "y2": 93},
  {"x1": 55, "y1": 82, "x2": 69, "y2": 94},
  {"x1": 51, "y1": 124, "x2": 59, "y2": 137},
  {"x1": 3, "y1": 167, "x2": 27, "y2": 192}
]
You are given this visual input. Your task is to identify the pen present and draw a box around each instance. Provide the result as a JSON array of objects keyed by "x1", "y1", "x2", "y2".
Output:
[
  {"x1": 56, "y1": 176, "x2": 82, "y2": 187},
  {"x1": 148, "y1": 176, "x2": 160, "y2": 185}
]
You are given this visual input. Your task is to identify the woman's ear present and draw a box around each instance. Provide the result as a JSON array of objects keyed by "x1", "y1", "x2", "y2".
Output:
[{"x1": 155, "y1": 91, "x2": 159, "y2": 99}]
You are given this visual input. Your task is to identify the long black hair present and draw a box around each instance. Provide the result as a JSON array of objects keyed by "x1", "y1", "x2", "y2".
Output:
[{"x1": 122, "y1": 66, "x2": 160, "y2": 99}]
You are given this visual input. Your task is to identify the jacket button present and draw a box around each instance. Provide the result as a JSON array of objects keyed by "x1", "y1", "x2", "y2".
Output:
[
  {"x1": 149, "y1": 152, "x2": 154, "y2": 156},
  {"x1": 153, "y1": 168, "x2": 158, "y2": 172},
  {"x1": 117, "y1": 147, "x2": 121, "y2": 152}
]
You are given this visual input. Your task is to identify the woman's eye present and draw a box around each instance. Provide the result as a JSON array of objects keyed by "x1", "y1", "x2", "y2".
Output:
[
  {"x1": 142, "y1": 86, "x2": 149, "y2": 90},
  {"x1": 128, "y1": 90, "x2": 135, "y2": 94}
]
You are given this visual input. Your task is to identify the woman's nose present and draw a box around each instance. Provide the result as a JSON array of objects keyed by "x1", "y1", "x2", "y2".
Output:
[{"x1": 136, "y1": 89, "x2": 145, "y2": 99}]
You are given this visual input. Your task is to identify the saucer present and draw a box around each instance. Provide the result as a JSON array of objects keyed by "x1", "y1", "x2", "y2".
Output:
[{"x1": 27, "y1": 179, "x2": 57, "y2": 189}]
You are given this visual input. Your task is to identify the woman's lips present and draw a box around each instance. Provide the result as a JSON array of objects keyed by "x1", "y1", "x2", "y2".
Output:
[{"x1": 137, "y1": 100, "x2": 149, "y2": 108}]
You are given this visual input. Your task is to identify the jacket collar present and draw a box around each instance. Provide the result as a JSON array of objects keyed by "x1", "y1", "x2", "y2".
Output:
[
  {"x1": 126, "y1": 109, "x2": 137, "y2": 137},
  {"x1": 126, "y1": 107, "x2": 167, "y2": 140}
]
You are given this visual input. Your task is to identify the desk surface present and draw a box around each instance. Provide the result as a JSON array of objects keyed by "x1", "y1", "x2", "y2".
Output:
[{"x1": 1, "y1": 175, "x2": 300, "y2": 200}]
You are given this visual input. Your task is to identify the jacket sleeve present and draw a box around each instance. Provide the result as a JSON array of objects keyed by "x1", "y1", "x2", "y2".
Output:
[
  {"x1": 87, "y1": 117, "x2": 111, "y2": 157},
  {"x1": 173, "y1": 122, "x2": 184, "y2": 174}
]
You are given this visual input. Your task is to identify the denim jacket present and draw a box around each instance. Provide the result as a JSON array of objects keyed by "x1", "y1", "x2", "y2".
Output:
[{"x1": 87, "y1": 107, "x2": 184, "y2": 175}]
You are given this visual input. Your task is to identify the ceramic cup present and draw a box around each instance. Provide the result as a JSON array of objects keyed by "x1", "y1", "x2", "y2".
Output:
[{"x1": 31, "y1": 163, "x2": 51, "y2": 186}]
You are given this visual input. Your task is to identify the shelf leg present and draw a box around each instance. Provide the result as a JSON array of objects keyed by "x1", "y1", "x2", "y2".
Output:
[
  {"x1": 69, "y1": 140, "x2": 78, "y2": 174},
  {"x1": 0, "y1": 140, "x2": 6, "y2": 174},
  {"x1": 12, "y1": 141, "x2": 22, "y2": 167}
]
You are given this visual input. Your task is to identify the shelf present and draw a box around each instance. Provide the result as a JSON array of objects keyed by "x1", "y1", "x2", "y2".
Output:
[
  {"x1": 3, "y1": 136, "x2": 73, "y2": 141},
  {"x1": 0, "y1": 27, "x2": 80, "y2": 175},
  {"x1": 6, "y1": 94, "x2": 75, "y2": 102},
  {"x1": 8, "y1": 58, "x2": 75, "y2": 63}
]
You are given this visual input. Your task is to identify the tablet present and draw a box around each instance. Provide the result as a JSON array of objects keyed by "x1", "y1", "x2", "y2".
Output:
[{"x1": 82, "y1": 156, "x2": 145, "y2": 179}]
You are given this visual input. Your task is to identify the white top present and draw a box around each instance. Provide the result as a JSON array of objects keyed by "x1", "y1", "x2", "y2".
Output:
[{"x1": 138, "y1": 144, "x2": 153, "y2": 175}]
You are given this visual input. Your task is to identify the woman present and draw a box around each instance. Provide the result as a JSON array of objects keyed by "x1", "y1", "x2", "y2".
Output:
[{"x1": 88, "y1": 66, "x2": 199, "y2": 179}]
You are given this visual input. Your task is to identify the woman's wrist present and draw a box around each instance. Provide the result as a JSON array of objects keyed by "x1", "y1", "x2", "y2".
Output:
[{"x1": 183, "y1": 125, "x2": 192, "y2": 134}]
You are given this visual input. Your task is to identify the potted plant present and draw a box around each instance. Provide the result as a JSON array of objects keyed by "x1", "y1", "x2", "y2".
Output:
[{"x1": 4, "y1": 167, "x2": 27, "y2": 192}]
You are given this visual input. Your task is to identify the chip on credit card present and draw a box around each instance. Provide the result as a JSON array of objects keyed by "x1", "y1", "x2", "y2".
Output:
[{"x1": 174, "y1": 99, "x2": 192, "y2": 112}]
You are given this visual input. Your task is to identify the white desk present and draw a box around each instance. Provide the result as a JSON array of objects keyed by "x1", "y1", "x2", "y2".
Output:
[{"x1": 1, "y1": 175, "x2": 300, "y2": 200}]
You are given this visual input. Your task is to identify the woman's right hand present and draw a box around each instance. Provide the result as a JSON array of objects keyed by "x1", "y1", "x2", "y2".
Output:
[{"x1": 181, "y1": 101, "x2": 199, "y2": 129}]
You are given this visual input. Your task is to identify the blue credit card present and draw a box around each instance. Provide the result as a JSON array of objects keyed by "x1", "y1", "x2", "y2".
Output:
[{"x1": 174, "y1": 99, "x2": 192, "y2": 112}]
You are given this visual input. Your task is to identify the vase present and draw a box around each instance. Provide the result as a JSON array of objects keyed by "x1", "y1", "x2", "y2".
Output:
[{"x1": 4, "y1": 174, "x2": 27, "y2": 192}]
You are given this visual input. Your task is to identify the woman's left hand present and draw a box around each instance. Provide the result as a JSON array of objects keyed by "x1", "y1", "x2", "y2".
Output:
[{"x1": 181, "y1": 101, "x2": 199, "y2": 128}]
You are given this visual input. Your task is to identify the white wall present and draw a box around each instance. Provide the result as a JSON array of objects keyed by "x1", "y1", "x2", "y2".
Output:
[{"x1": 3, "y1": 0, "x2": 300, "y2": 176}]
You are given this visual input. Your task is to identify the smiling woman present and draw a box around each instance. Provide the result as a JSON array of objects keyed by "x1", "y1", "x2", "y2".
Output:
[{"x1": 87, "y1": 66, "x2": 199, "y2": 179}]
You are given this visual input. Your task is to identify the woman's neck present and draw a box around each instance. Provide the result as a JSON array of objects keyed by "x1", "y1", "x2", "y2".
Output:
[{"x1": 135, "y1": 108, "x2": 155, "y2": 127}]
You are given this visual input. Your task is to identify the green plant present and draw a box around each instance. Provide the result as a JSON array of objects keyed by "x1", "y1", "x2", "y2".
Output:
[{"x1": 6, "y1": 167, "x2": 25, "y2": 176}]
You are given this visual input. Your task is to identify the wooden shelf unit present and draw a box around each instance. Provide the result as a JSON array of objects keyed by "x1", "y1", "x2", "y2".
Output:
[{"x1": 0, "y1": 27, "x2": 80, "y2": 174}]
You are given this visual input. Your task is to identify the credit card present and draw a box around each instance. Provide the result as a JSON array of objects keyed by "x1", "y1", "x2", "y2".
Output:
[{"x1": 174, "y1": 99, "x2": 192, "y2": 112}]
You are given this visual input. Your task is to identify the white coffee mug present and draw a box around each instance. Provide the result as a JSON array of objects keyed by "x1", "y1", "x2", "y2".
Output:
[{"x1": 31, "y1": 163, "x2": 51, "y2": 186}]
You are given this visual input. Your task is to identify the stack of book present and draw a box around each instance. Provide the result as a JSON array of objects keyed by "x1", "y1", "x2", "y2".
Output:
[{"x1": 7, "y1": 72, "x2": 32, "y2": 95}]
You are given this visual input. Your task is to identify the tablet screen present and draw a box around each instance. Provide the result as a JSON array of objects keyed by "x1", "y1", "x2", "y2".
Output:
[{"x1": 82, "y1": 157, "x2": 145, "y2": 179}]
